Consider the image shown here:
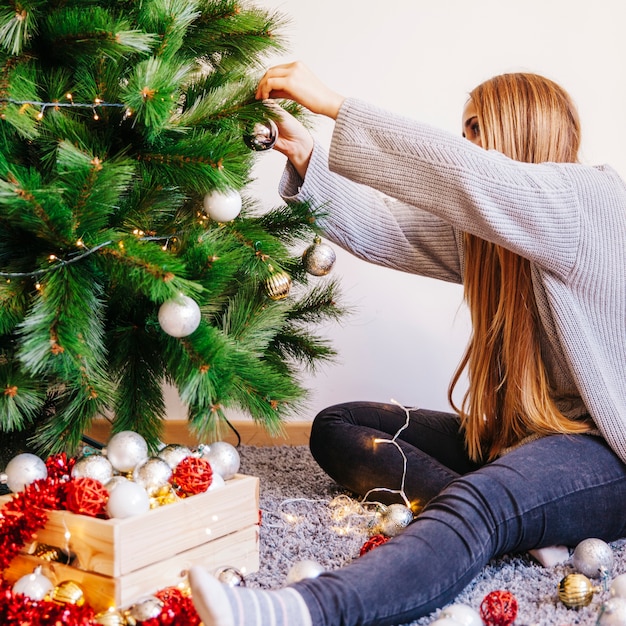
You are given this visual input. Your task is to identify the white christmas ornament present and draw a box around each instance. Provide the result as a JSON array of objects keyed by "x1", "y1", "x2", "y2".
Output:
[
  {"x1": 106, "y1": 480, "x2": 151, "y2": 518},
  {"x1": 611, "y1": 573, "x2": 626, "y2": 598},
  {"x1": 71, "y1": 454, "x2": 114, "y2": 484},
  {"x1": 207, "y1": 472, "x2": 225, "y2": 491},
  {"x1": 3, "y1": 453, "x2": 48, "y2": 493},
  {"x1": 285, "y1": 559, "x2": 325, "y2": 584},
  {"x1": 105, "y1": 430, "x2": 149, "y2": 473},
  {"x1": 440, "y1": 603, "x2": 483, "y2": 626},
  {"x1": 572, "y1": 537, "x2": 614, "y2": 578},
  {"x1": 200, "y1": 441, "x2": 240, "y2": 480},
  {"x1": 133, "y1": 457, "x2": 173, "y2": 495},
  {"x1": 202, "y1": 188, "x2": 242, "y2": 222},
  {"x1": 158, "y1": 294, "x2": 201, "y2": 338},
  {"x1": 158, "y1": 443, "x2": 192, "y2": 469},
  {"x1": 12, "y1": 567, "x2": 54, "y2": 600},
  {"x1": 598, "y1": 596, "x2": 626, "y2": 626}
]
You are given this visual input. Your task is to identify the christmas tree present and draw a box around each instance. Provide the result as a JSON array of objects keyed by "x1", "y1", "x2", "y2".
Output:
[{"x1": 0, "y1": 0, "x2": 343, "y2": 463}]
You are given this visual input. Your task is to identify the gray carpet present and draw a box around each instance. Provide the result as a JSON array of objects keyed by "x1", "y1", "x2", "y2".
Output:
[{"x1": 238, "y1": 445, "x2": 625, "y2": 625}]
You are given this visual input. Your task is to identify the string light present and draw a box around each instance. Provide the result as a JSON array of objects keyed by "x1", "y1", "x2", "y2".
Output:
[{"x1": 0, "y1": 96, "x2": 130, "y2": 120}]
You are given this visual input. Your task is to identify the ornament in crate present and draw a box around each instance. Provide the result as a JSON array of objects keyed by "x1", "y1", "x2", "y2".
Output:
[{"x1": 0, "y1": 433, "x2": 260, "y2": 614}]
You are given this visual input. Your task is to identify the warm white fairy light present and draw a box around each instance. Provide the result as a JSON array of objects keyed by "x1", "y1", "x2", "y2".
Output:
[{"x1": 0, "y1": 96, "x2": 128, "y2": 121}]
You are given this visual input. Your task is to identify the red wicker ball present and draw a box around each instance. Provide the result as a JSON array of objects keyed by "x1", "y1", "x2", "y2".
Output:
[
  {"x1": 65, "y1": 476, "x2": 109, "y2": 517},
  {"x1": 171, "y1": 456, "x2": 213, "y2": 496},
  {"x1": 359, "y1": 534, "x2": 390, "y2": 556},
  {"x1": 479, "y1": 590, "x2": 518, "y2": 626}
]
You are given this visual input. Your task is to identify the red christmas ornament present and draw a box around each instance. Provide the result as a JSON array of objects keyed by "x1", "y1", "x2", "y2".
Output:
[
  {"x1": 171, "y1": 456, "x2": 213, "y2": 496},
  {"x1": 65, "y1": 477, "x2": 109, "y2": 517},
  {"x1": 479, "y1": 589, "x2": 518, "y2": 626},
  {"x1": 359, "y1": 533, "x2": 390, "y2": 556}
]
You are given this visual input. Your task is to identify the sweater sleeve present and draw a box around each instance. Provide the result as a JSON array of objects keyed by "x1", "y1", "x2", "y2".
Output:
[
  {"x1": 279, "y1": 142, "x2": 464, "y2": 283},
  {"x1": 330, "y1": 98, "x2": 584, "y2": 280}
]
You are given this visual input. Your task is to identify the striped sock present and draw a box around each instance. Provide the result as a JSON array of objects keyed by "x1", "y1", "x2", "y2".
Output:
[{"x1": 189, "y1": 566, "x2": 313, "y2": 626}]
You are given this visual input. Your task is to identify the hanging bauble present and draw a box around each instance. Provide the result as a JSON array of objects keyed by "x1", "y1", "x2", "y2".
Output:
[
  {"x1": 3, "y1": 452, "x2": 48, "y2": 492},
  {"x1": 65, "y1": 477, "x2": 109, "y2": 517},
  {"x1": 200, "y1": 441, "x2": 240, "y2": 480},
  {"x1": 610, "y1": 573, "x2": 626, "y2": 598},
  {"x1": 243, "y1": 119, "x2": 278, "y2": 151},
  {"x1": 50, "y1": 579, "x2": 86, "y2": 606},
  {"x1": 133, "y1": 457, "x2": 173, "y2": 496},
  {"x1": 302, "y1": 236, "x2": 336, "y2": 276},
  {"x1": 374, "y1": 503, "x2": 414, "y2": 537},
  {"x1": 572, "y1": 537, "x2": 614, "y2": 579},
  {"x1": 158, "y1": 294, "x2": 202, "y2": 338},
  {"x1": 106, "y1": 479, "x2": 151, "y2": 518},
  {"x1": 126, "y1": 595, "x2": 164, "y2": 622},
  {"x1": 171, "y1": 455, "x2": 213, "y2": 496},
  {"x1": 158, "y1": 443, "x2": 193, "y2": 470},
  {"x1": 285, "y1": 559, "x2": 325, "y2": 584},
  {"x1": 598, "y1": 597, "x2": 626, "y2": 626},
  {"x1": 479, "y1": 590, "x2": 518, "y2": 626},
  {"x1": 71, "y1": 454, "x2": 114, "y2": 484},
  {"x1": 12, "y1": 566, "x2": 54, "y2": 601},
  {"x1": 216, "y1": 566, "x2": 246, "y2": 587},
  {"x1": 557, "y1": 573, "x2": 598, "y2": 608},
  {"x1": 439, "y1": 603, "x2": 483, "y2": 626},
  {"x1": 265, "y1": 266, "x2": 292, "y2": 300},
  {"x1": 202, "y1": 188, "x2": 242, "y2": 222},
  {"x1": 94, "y1": 608, "x2": 127, "y2": 626},
  {"x1": 105, "y1": 431, "x2": 149, "y2": 473}
]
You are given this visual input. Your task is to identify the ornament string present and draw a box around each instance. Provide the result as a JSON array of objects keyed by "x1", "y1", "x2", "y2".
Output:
[{"x1": 362, "y1": 398, "x2": 418, "y2": 509}]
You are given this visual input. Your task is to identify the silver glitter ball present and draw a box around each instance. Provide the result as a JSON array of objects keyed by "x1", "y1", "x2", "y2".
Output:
[
  {"x1": 572, "y1": 538, "x2": 614, "y2": 578},
  {"x1": 105, "y1": 431, "x2": 149, "y2": 473},
  {"x1": 376, "y1": 503, "x2": 414, "y2": 537},
  {"x1": 71, "y1": 455, "x2": 114, "y2": 484},
  {"x1": 243, "y1": 119, "x2": 278, "y2": 151},
  {"x1": 126, "y1": 596, "x2": 163, "y2": 622},
  {"x1": 215, "y1": 566, "x2": 246, "y2": 587},
  {"x1": 158, "y1": 444, "x2": 192, "y2": 470},
  {"x1": 133, "y1": 457, "x2": 173, "y2": 495},
  {"x1": 200, "y1": 441, "x2": 240, "y2": 480},
  {"x1": 302, "y1": 237, "x2": 336, "y2": 276}
]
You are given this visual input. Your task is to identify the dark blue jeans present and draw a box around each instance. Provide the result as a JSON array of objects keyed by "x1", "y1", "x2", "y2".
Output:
[{"x1": 294, "y1": 401, "x2": 626, "y2": 626}]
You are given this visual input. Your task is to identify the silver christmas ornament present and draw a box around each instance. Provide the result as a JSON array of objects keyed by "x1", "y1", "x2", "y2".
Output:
[
  {"x1": 158, "y1": 294, "x2": 201, "y2": 338},
  {"x1": 598, "y1": 597, "x2": 626, "y2": 626},
  {"x1": 376, "y1": 503, "x2": 414, "y2": 537},
  {"x1": 158, "y1": 444, "x2": 193, "y2": 469},
  {"x1": 285, "y1": 559, "x2": 325, "y2": 584},
  {"x1": 302, "y1": 236, "x2": 336, "y2": 276},
  {"x1": 610, "y1": 573, "x2": 626, "y2": 598},
  {"x1": 243, "y1": 119, "x2": 278, "y2": 151},
  {"x1": 133, "y1": 457, "x2": 173, "y2": 496},
  {"x1": 572, "y1": 537, "x2": 614, "y2": 579},
  {"x1": 126, "y1": 596, "x2": 164, "y2": 622},
  {"x1": 105, "y1": 430, "x2": 149, "y2": 473},
  {"x1": 200, "y1": 441, "x2": 240, "y2": 480},
  {"x1": 71, "y1": 455, "x2": 114, "y2": 484},
  {"x1": 3, "y1": 453, "x2": 48, "y2": 493},
  {"x1": 215, "y1": 566, "x2": 246, "y2": 587}
]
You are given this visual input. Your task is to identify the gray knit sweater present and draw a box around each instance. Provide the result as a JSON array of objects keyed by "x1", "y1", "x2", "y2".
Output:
[{"x1": 279, "y1": 98, "x2": 626, "y2": 463}]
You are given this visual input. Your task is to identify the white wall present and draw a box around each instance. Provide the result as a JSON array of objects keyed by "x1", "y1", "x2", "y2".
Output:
[{"x1": 165, "y1": 0, "x2": 626, "y2": 423}]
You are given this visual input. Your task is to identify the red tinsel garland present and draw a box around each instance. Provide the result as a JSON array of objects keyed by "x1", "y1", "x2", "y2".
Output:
[{"x1": 479, "y1": 589, "x2": 518, "y2": 626}]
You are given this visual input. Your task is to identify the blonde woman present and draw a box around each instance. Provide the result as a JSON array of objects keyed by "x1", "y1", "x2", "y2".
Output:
[{"x1": 189, "y1": 62, "x2": 626, "y2": 626}]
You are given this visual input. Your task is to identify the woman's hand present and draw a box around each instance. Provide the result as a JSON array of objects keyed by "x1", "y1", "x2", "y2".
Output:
[
  {"x1": 265, "y1": 102, "x2": 314, "y2": 178},
  {"x1": 256, "y1": 61, "x2": 345, "y2": 120}
]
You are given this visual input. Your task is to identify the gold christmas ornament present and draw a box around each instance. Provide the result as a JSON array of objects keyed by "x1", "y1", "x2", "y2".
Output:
[
  {"x1": 302, "y1": 236, "x2": 336, "y2": 276},
  {"x1": 265, "y1": 266, "x2": 291, "y2": 300},
  {"x1": 31, "y1": 542, "x2": 75, "y2": 565},
  {"x1": 94, "y1": 608, "x2": 128, "y2": 626},
  {"x1": 149, "y1": 484, "x2": 178, "y2": 508},
  {"x1": 50, "y1": 579, "x2": 86, "y2": 606},
  {"x1": 558, "y1": 573, "x2": 598, "y2": 608}
]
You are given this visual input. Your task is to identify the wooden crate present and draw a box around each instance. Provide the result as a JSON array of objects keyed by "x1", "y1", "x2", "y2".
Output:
[{"x1": 1, "y1": 474, "x2": 260, "y2": 612}]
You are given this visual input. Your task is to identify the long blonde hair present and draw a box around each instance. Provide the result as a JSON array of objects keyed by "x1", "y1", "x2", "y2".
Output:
[{"x1": 448, "y1": 73, "x2": 591, "y2": 462}]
